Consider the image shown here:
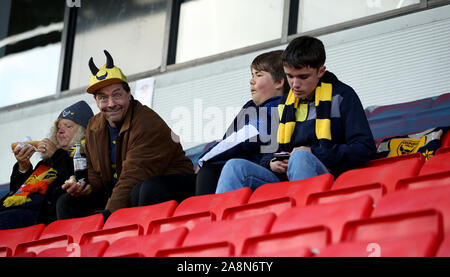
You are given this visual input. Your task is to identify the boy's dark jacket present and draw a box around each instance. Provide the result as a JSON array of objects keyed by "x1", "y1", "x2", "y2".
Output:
[
  {"x1": 198, "y1": 96, "x2": 281, "y2": 166},
  {"x1": 260, "y1": 71, "x2": 377, "y2": 177}
]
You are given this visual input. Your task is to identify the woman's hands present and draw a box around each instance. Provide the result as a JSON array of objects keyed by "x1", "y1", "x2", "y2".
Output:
[
  {"x1": 13, "y1": 144, "x2": 35, "y2": 172},
  {"x1": 37, "y1": 138, "x2": 58, "y2": 158}
]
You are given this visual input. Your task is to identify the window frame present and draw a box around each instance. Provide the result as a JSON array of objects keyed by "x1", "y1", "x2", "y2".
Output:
[{"x1": 1, "y1": 0, "x2": 449, "y2": 112}]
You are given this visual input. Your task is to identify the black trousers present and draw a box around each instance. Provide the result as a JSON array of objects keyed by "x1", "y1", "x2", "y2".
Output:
[
  {"x1": 56, "y1": 190, "x2": 109, "y2": 221},
  {"x1": 195, "y1": 163, "x2": 225, "y2": 195},
  {"x1": 129, "y1": 173, "x2": 197, "y2": 207}
]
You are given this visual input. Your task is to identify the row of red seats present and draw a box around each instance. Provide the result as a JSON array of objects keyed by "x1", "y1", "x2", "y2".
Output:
[{"x1": 1, "y1": 147, "x2": 449, "y2": 257}]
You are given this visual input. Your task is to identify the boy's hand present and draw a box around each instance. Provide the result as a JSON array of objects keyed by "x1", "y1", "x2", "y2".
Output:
[{"x1": 270, "y1": 159, "x2": 288, "y2": 174}]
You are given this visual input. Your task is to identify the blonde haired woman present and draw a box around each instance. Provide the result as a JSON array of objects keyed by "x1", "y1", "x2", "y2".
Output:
[{"x1": 0, "y1": 101, "x2": 93, "y2": 230}]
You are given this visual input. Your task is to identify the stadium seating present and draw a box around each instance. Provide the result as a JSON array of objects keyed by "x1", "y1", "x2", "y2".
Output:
[
  {"x1": 248, "y1": 173, "x2": 333, "y2": 205},
  {"x1": 156, "y1": 242, "x2": 235, "y2": 257},
  {"x1": 222, "y1": 197, "x2": 295, "y2": 220},
  {"x1": 332, "y1": 153, "x2": 424, "y2": 193},
  {"x1": 241, "y1": 226, "x2": 330, "y2": 257},
  {"x1": 271, "y1": 196, "x2": 373, "y2": 243},
  {"x1": 436, "y1": 233, "x2": 450, "y2": 257},
  {"x1": 0, "y1": 92, "x2": 449, "y2": 257},
  {"x1": 441, "y1": 130, "x2": 450, "y2": 148},
  {"x1": 372, "y1": 186, "x2": 450, "y2": 234},
  {"x1": 220, "y1": 174, "x2": 333, "y2": 220},
  {"x1": 36, "y1": 241, "x2": 109, "y2": 257},
  {"x1": 396, "y1": 171, "x2": 450, "y2": 190},
  {"x1": 103, "y1": 200, "x2": 177, "y2": 232},
  {"x1": 419, "y1": 149, "x2": 450, "y2": 175},
  {"x1": 172, "y1": 187, "x2": 251, "y2": 219},
  {"x1": 341, "y1": 210, "x2": 443, "y2": 243},
  {"x1": 316, "y1": 232, "x2": 439, "y2": 257},
  {"x1": 0, "y1": 224, "x2": 44, "y2": 256},
  {"x1": 307, "y1": 183, "x2": 386, "y2": 205},
  {"x1": 180, "y1": 213, "x2": 275, "y2": 255},
  {"x1": 14, "y1": 214, "x2": 103, "y2": 256},
  {"x1": 103, "y1": 228, "x2": 188, "y2": 257},
  {"x1": 367, "y1": 97, "x2": 433, "y2": 121},
  {"x1": 78, "y1": 200, "x2": 177, "y2": 245},
  {"x1": 148, "y1": 188, "x2": 251, "y2": 233}
]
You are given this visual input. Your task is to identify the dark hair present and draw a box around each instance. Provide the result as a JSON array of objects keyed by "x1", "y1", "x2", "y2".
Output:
[
  {"x1": 93, "y1": 81, "x2": 130, "y2": 98},
  {"x1": 251, "y1": 50, "x2": 290, "y2": 94},
  {"x1": 282, "y1": 36, "x2": 326, "y2": 69}
]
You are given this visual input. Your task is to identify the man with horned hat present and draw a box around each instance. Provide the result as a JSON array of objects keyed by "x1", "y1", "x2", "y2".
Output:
[{"x1": 56, "y1": 50, "x2": 195, "y2": 219}]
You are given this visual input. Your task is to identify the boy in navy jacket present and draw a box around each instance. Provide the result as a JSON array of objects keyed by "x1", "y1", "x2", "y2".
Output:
[
  {"x1": 215, "y1": 36, "x2": 377, "y2": 193},
  {"x1": 196, "y1": 50, "x2": 290, "y2": 195}
]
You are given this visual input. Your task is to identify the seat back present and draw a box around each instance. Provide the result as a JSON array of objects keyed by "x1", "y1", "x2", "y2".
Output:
[
  {"x1": 372, "y1": 185, "x2": 450, "y2": 233},
  {"x1": 173, "y1": 187, "x2": 251, "y2": 219},
  {"x1": 272, "y1": 196, "x2": 374, "y2": 243},
  {"x1": 0, "y1": 224, "x2": 44, "y2": 253},
  {"x1": 249, "y1": 173, "x2": 333, "y2": 206},
  {"x1": 183, "y1": 213, "x2": 276, "y2": 255},
  {"x1": 341, "y1": 210, "x2": 443, "y2": 243},
  {"x1": 104, "y1": 200, "x2": 177, "y2": 233},
  {"x1": 316, "y1": 232, "x2": 439, "y2": 257},
  {"x1": 419, "y1": 151, "x2": 450, "y2": 175},
  {"x1": 39, "y1": 213, "x2": 104, "y2": 243},
  {"x1": 333, "y1": 153, "x2": 424, "y2": 193},
  {"x1": 103, "y1": 228, "x2": 188, "y2": 257}
]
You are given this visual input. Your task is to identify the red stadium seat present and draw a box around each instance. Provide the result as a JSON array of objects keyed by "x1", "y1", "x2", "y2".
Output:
[
  {"x1": 372, "y1": 186, "x2": 450, "y2": 234},
  {"x1": 436, "y1": 233, "x2": 450, "y2": 257},
  {"x1": 0, "y1": 224, "x2": 44, "y2": 255},
  {"x1": 441, "y1": 130, "x2": 450, "y2": 148},
  {"x1": 182, "y1": 213, "x2": 275, "y2": 255},
  {"x1": 396, "y1": 171, "x2": 450, "y2": 190},
  {"x1": 341, "y1": 210, "x2": 443, "y2": 243},
  {"x1": 36, "y1": 241, "x2": 109, "y2": 257},
  {"x1": 307, "y1": 183, "x2": 386, "y2": 205},
  {"x1": 332, "y1": 153, "x2": 424, "y2": 193},
  {"x1": 102, "y1": 227, "x2": 188, "y2": 257},
  {"x1": 156, "y1": 242, "x2": 235, "y2": 257},
  {"x1": 420, "y1": 150, "x2": 450, "y2": 175},
  {"x1": 149, "y1": 211, "x2": 214, "y2": 234},
  {"x1": 80, "y1": 224, "x2": 143, "y2": 246},
  {"x1": 15, "y1": 214, "x2": 103, "y2": 256},
  {"x1": 248, "y1": 173, "x2": 333, "y2": 205},
  {"x1": 222, "y1": 197, "x2": 295, "y2": 220},
  {"x1": 272, "y1": 196, "x2": 373, "y2": 243},
  {"x1": 173, "y1": 187, "x2": 251, "y2": 219},
  {"x1": 0, "y1": 247, "x2": 12, "y2": 257},
  {"x1": 103, "y1": 200, "x2": 177, "y2": 233},
  {"x1": 148, "y1": 188, "x2": 252, "y2": 233},
  {"x1": 81, "y1": 200, "x2": 177, "y2": 243},
  {"x1": 241, "y1": 226, "x2": 330, "y2": 257},
  {"x1": 316, "y1": 232, "x2": 439, "y2": 257}
]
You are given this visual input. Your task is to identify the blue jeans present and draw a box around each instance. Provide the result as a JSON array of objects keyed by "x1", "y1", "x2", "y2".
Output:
[{"x1": 215, "y1": 150, "x2": 329, "y2": 194}]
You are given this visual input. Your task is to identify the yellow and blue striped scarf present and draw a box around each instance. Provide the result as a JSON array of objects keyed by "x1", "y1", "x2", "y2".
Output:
[{"x1": 277, "y1": 82, "x2": 333, "y2": 151}]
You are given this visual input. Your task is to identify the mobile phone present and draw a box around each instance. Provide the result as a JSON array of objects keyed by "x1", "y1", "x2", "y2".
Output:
[{"x1": 273, "y1": 152, "x2": 290, "y2": 161}]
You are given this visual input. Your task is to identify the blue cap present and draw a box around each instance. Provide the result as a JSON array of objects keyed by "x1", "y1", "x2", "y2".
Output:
[{"x1": 58, "y1": 100, "x2": 94, "y2": 128}]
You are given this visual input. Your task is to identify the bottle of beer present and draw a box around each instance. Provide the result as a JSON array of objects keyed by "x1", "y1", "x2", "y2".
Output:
[{"x1": 73, "y1": 142, "x2": 87, "y2": 183}]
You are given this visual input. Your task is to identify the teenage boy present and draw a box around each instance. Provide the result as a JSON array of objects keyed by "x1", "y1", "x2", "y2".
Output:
[
  {"x1": 215, "y1": 36, "x2": 376, "y2": 193},
  {"x1": 195, "y1": 50, "x2": 290, "y2": 195}
]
